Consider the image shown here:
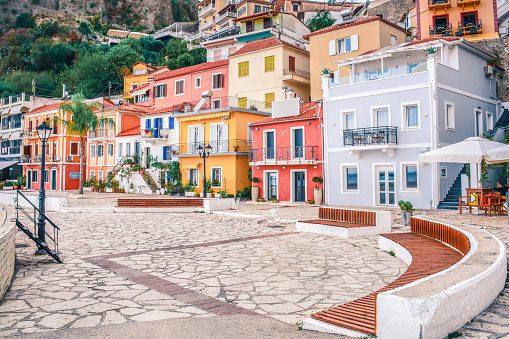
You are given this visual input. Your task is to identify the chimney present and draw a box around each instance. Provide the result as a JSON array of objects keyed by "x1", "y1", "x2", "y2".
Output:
[
  {"x1": 288, "y1": 88, "x2": 295, "y2": 99},
  {"x1": 281, "y1": 86, "x2": 288, "y2": 100}
]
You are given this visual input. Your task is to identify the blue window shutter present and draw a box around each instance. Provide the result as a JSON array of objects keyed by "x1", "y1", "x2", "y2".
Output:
[
  {"x1": 163, "y1": 146, "x2": 167, "y2": 160},
  {"x1": 169, "y1": 146, "x2": 172, "y2": 160},
  {"x1": 145, "y1": 119, "x2": 151, "y2": 129},
  {"x1": 169, "y1": 117, "x2": 174, "y2": 130}
]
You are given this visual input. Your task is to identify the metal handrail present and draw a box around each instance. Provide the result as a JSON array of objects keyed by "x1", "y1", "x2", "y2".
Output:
[
  {"x1": 249, "y1": 145, "x2": 319, "y2": 163},
  {"x1": 343, "y1": 126, "x2": 398, "y2": 146},
  {"x1": 16, "y1": 190, "x2": 60, "y2": 230}
]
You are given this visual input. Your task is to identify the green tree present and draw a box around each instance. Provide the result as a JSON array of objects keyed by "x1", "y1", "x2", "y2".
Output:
[
  {"x1": 117, "y1": 37, "x2": 143, "y2": 54},
  {"x1": 177, "y1": 53, "x2": 193, "y2": 68},
  {"x1": 106, "y1": 44, "x2": 144, "y2": 70},
  {"x1": 57, "y1": 93, "x2": 114, "y2": 194},
  {"x1": 4, "y1": 71, "x2": 58, "y2": 97},
  {"x1": 78, "y1": 21, "x2": 93, "y2": 40},
  {"x1": 30, "y1": 39, "x2": 75, "y2": 72},
  {"x1": 0, "y1": 81, "x2": 16, "y2": 97},
  {"x1": 15, "y1": 13, "x2": 35, "y2": 28},
  {"x1": 165, "y1": 38, "x2": 188, "y2": 59},
  {"x1": 306, "y1": 11, "x2": 336, "y2": 32},
  {"x1": 189, "y1": 47, "x2": 206, "y2": 64}
]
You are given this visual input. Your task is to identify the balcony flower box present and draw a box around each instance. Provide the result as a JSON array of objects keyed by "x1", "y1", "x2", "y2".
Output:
[{"x1": 185, "y1": 191, "x2": 196, "y2": 197}]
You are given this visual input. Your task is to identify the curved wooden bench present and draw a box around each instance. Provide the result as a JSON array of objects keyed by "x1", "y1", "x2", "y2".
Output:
[{"x1": 117, "y1": 198, "x2": 204, "y2": 208}]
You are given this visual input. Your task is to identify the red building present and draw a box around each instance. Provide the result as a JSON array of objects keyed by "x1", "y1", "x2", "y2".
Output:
[{"x1": 249, "y1": 95, "x2": 323, "y2": 202}]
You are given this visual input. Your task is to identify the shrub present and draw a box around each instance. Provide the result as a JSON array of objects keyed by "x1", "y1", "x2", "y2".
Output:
[
  {"x1": 171, "y1": 186, "x2": 185, "y2": 195},
  {"x1": 398, "y1": 200, "x2": 414, "y2": 212}
]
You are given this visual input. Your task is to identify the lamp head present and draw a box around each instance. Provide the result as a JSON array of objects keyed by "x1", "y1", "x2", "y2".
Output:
[
  {"x1": 205, "y1": 144, "x2": 212, "y2": 154},
  {"x1": 36, "y1": 121, "x2": 52, "y2": 143},
  {"x1": 197, "y1": 144, "x2": 203, "y2": 155}
]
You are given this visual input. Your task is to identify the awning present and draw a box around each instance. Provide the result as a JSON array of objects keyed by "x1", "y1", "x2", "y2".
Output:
[
  {"x1": 0, "y1": 160, "x2": 19, "y2": 171},
  {"x1": 179, "y1": 112, "x2": 230, "y2": 122},
  {"x1": 1, "y1": 133, "x2": 11, "y2": 140},
  {"x1": 181, "y1": 163, "x2": 200, "y2": 169},
  {"x1": 9, "y1": 131, "x2": 20, "y2": 140}
]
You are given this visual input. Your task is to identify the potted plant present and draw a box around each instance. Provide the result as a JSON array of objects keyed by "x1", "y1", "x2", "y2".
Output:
[
  {"x1": 233, "y1": 144, "x2": 240, "y2": 152},
  {"x1": 17, "y1": 175, "x2": 26, "y2": 189},
  {"x1": 257, "y1": 198, "x2": 265, "y2": 202},
  {"x1": 306, "y1": 199, "x2": 315, "y2": 204},
  {"x1": 398, "y1": 200, "x2": 414, "y2": 226},
  {"x1": 171, "y1": 185, "x2": 184, "y2": 196},
  {"x1": 252, "y1": 177, "x2": 260, "y2": 201},
  {"x1": 312, "y1": 176, "x2": 323, "y2": 205},
  {"x1": 129, "y1": 182, "x2": 134, "y2": 194},
  {"x1": 207, "y1": 186, "x2": 214, "y2": 198},
  {"x1": 271, "y1": 197, "x2": 278, "y2": 203},
  {"x1": 184, "y1": 181, "x2": 196, "y2": 197},
  {"x1": 3, "y1": 181, "x2": 14, "y2": 190}
]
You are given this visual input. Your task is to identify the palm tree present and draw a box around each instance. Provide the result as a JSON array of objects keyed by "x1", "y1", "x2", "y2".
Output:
[{"x1": 58, "y1": 93, "x2": 115, "y2": 194}]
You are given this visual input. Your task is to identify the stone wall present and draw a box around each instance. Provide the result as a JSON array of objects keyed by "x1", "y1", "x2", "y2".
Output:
[
  {"x1": 472, "y1": 37, "x2": 509, "y2": 102},
  {"x1": 0, "y1": 222, "x2": 15, "y2": 302},
  {"x1": 367, "y1": 0, "x2": 414, "y2": 25}
]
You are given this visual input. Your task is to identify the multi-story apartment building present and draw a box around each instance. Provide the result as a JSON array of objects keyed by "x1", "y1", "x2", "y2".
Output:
[
  {"x1": 87, "y1": 104, "x2": 143, "y2": 181},
  {"x1": 417, "y1": 0, "x2": 498, "y2": 41},
  {"x1": 229, "y1": 37, "x2": 310, "y2": 107},
  {"x1": 123, "y1": 62, "x2": 168, "y2": 104},
  {"x1": 322, "y1": 37, "x2": 500, "y2": 209},
  {"x1": 178, "y1": 106, "x2": 269, "y2": 195},
  {"x1": 249, "y1": 95, "x2": 323, "y2": 202},
  {"x1": 304, "y1": 16, "x2": 409, "y2": 100},
  {"x1": 0, "y1": 93, "x2": 59, "y2": 181},
  {"x1": 22, "y1": 98, "x2": 114, "y2": 191}
]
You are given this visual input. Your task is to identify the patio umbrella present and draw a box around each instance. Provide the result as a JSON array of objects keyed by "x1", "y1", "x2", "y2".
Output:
[
  {"x1": 486, "y1": 144, "x2": 509, "y2": 164},
  {"x1": 419, "y1": 137, "x2": 505, "y2": 163}
]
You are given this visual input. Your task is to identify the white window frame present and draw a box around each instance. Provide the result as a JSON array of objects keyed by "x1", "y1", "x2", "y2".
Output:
[
  {"x1": 107, "y1": 143, "x2": 114, "y2": 157},
  {"x1": 33, "y1": 169, "x2": 38, "y2": 183},
  {"x1": 119, "y1": 143, "x2": 123, "y2": 157},
  {"x1": 290, "y1": 126, "x2": 305, "y2": 159},
  {"x1": 155, "y1": 84, "x2": 165, "y2": 99},
  {"x1": 445, "y1": 102, "x2": 455, "y2": 131},
  {"x1": 212, "y1": 99, "x2": 221, "y2": 109},
  {"x1": 98, "y1": 170, "x2": 103, "y2": 182},
  {"x1": 401, "y1": 162, "x2": 419, "y2": 192},
  {"x1": 70, "y1": 142, "x2": 79, "y2": 156},
  {"x1": 262, "y1": 129, "x2": 276, "y2": 149},
  {"x1": 90, "y1": 171, "x2": 95, "y2": 179},
  {"x1": 175, "y1": 79, "x2": 185, "y2": 96},
  {"x1": 44, "y1": 169, "x2": 49, "y2": 184},
  {"x1": 341, "y1": 109, "x2": 357, "y2": 132},
  {"x1": 440, "y1": 166, "x2": 447, "y2": 179},
  {"x1": 475, "y1": 108, "x2": 483, "y2": 136},
  {"x1": 401, "y1": 101, "x2": 421, "y2": 131},
  {"x1": 290, "y1": 168, "x2": 307, "y2": 202},
  {"x1": 371, "y1": 105, "x2": 391, "y2": 127},
  {"x1": 189, "y1": 168, "x2": 199, "y2": 185},
  {"x1": 195, "y1": 77, "x2": 201, "y2": 89},
  {"x1": 131, "y1": 83, "x2": 138, "y2": 90},
  {"x1": 91, "y1": 145, "x2": 96, "y2": 158},
  {"x1": 126, "y1": 143, "x2": 131, "y2": 156},
  {"x1": 487, "y1": 111, "x2": 494, "y2": 131},
  {"x1": 263, "y1": 170, "x2": 279, "y2": 201},
  {"x1": 211, "y1": 72, "x2": 223, "y2": 90},
  {"x1": 211, "y1": 167, "x2": 222, "y2": 187},
  {"x1": 341, "y1": 163, "x2": 360, "y2": 194}
]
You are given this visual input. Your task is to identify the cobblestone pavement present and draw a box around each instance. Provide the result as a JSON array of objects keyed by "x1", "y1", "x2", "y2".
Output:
[{"x1": 1, "y1": 194, "x2": 508, "y2": 338}]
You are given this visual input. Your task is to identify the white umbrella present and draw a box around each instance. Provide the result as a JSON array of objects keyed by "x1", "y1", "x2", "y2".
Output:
[
  {"x1": 486, "y1": 144, "x2": 509, "y2": 164},
  {"x1": 419, "y1": 137, "x2": 505, "y2": 163}
]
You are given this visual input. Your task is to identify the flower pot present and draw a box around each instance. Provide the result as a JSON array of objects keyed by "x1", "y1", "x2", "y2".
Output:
[
  {"x1": 314, "y1": 188, "x2": 322, "y2": 205},
  {"x1": 156, "y1": 190, "x2": 161, "y2": 195},
  {"x1": 93, "y1": 189, "x2": 97, "y2": 192},
  {"x1": 200, "y1": 193, "x2": 204, "y2": 197},
  {"x1": 20, "y1": 185, "x2": 25, "y2": 189},
  {"x1": 106, "y1": 188, "x2": 113, "y2": 193},
  {"x1": 84, "y1": 187, "x2": 92, "y2": 192},
  {"x1": 129, "y1": 188, "x2": 134, "y2": 194},
  {"x1": 13, "y1": 185, "x2": 18, "y2": 190},
  {"x1": 99, "y1": 188, "x2": 104, "y2": 193},
  {"x1": 252, "y1": 186, "x2": 259, "y2": 201},
  {"x1": 214, "y1": 193, "x2": 221, "y2": 198},
  {"x1": 185, "y1": 192, "x2": 196, "y2": 197},
  {"x1": 206, "y1": 193, "x2": 212, "y2": 198},
  {"x1": 401, "y1": 212, "x2": 412, "y2": 226}
]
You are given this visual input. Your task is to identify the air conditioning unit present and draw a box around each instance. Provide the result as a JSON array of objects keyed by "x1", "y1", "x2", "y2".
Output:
[
  {"x1": 485, "y1": 65, "x2": 494, "y2": 76},
  {"x1": 66, "y1": 155, "x2": 73, "y2": 161}
]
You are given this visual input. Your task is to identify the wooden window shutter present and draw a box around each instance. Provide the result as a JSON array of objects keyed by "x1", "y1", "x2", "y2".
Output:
[
  {"x1": 153, "y1": 86, "x2": 157, "y2": 98},
  {"x1": 163, "y1": 84, "x2": 167, "y2": 97},
  {"x1": 329, "y1": 40, "x2": 336, "y2": 56}
]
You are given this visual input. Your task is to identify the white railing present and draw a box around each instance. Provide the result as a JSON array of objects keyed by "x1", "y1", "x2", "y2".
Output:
[{"x1": 198, "y1": 4, "x2": 216, "y2": 17}]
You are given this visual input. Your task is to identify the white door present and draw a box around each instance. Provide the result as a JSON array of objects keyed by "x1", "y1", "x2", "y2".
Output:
[{"x1": 376, "y1": 166, "x2": 395, "y2": 206}]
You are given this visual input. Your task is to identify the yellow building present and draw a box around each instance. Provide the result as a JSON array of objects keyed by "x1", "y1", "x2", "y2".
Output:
[
  {"x1": 303, "y1": 16, "x2": 409, "y2": 101},
  {"x1": 123, "y1": 62, "x2": 168, "y2": 103},
  {"x1": 228, "y1": 37, "x2": 310, "y2": 107},
  {"x1": 178, "y1": 107, "x2": 269, "y2": 195},
  {"x1": 197, "y1": 0, "x2": 227, "y2": 36},
  {"x1": 416, "y1": 0, "x2": 498, "y2": 41}
]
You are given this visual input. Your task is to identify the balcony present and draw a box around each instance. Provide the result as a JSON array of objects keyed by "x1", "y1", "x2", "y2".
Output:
[
  {"x1": 430, "y1": 24, "x2": 453, "y2": 36},
  {"x1": 198, "y1": 3, "x2": 216, "y2": 18},
  {"x1": 141, "y1": 128, "x2": 168, "y2": 142},
  {"x1": 457, "y1": 20, "x2": 482, "y2": 35},
  {"x1": 202, "y1": 26, "x2": 240, "y2": 42},
  {"x1": 200, "y1": 19, "x2": 215, "y2": 31},
  {"x1": 23, "y1": 130, "x2": 38, "y2": 139},
  {"x1": 215, "y1": 11, "x2": 236, "y2": 25},
  {"x1": 179, "y1": 139, "x2": 249, "y2": 156},
  {"x1": 283, "y1": 68, "x2": 310, "y2": 85},
  {"x1": 249, "y1": 146, "x2": 319, "y2": 164},
  {"x1": 89, "y1": 129, "x2": 114, "y2": 141},
  {"x1": 21, "y1": 155, "x2": 62, "y2": 163},
  {"x1": 343, "y1": 127, "x2": 398, "y2": 147},
  {"x1": 428, "y1": 0, "x2": 451, "y2": 9},
  {"x1": 457, "y1": 0, "x2": 480, "y2": 7}
]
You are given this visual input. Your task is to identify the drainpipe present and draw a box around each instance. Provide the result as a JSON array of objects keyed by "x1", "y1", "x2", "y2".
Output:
[
  {"x1": 427, "y1": 53, "x2": 439, "y2": 208},
  {"x1": 318, "y1": 101, "x2": 325, "y2": 204}
]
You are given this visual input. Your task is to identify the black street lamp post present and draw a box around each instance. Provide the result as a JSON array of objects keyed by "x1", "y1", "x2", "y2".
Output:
[
  {"x1": 197, "y1": 144, "x2": 212, "y2": 198},
  {"x1": 35, "y1": 121, "x2": 52, "y2": 255}
]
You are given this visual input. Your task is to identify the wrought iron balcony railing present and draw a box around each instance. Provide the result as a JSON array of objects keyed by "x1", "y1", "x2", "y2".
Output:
[
  {"x1": 458, "y1": 19, "x2": 482, "y2": 34},
  {"x1": 141, "y1": 128, "x2": 168, "y2": 140},
  {"x1": 249, "y1": 146, "x2": 319, "y2": 163},
  {"x1": 430, "y1": 23, "x2": 453, "y2": 36},
  {"x1": 343, "y1": 127, "x2": 398, "y2": 147}
]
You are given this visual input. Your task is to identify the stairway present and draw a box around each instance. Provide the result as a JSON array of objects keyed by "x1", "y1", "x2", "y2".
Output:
[
  {"x1": 490, "y1": 108, "x2": 509, "y2": 137},
  {"x1": 142, "y1": 169, "x2": 159, "y2": 193},
  {"x1": 437, "y1": 165, "x2": 467, "y2": 210}
]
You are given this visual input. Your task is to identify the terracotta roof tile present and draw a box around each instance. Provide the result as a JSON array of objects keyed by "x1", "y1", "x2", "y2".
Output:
[
  {"x1": 151, "y1": 60, "x2": 229, "y2": 81},
  {"x1": 229, "y1": 37, "x2": 308, "y2": 57},
  {"x1": 303, "y1": 16, "x2": 407, "y2": 39},
  {"x1": 250, "y1": 102, "x2": 320, "y2": 125},
  {"x1": 407, "y1": 36, "x2": 461, "y2": 45},
  {"x1": 116, "y1": 126, "x2": 140, "y2": 137},
  {"x1": 233, "y1": 11, "x2": 278, "y2": 22}
]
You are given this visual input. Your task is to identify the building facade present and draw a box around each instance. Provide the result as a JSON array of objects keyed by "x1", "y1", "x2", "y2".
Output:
[
  {"x1": 123, "y1": 62, "x2": 168, "y2": 104},
  {"x1": 322, "y1": 37, "x2": 500, "y2": 209},
  {"x1": 249, "y1": 97, "x2": 323, "y2": 202}
]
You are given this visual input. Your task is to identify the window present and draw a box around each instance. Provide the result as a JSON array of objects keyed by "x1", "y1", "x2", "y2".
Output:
[
  {"x1": 265, "y1": 56, "x2": 274, "y2": 72},
  {"x1": 238, "y1": 61, "x2": 249, "y2": 77},
  {"x1": 70, "y1": 142, "x2": 79, "y2": 156},
  {"x1": 35, "y1": 143, "x2": 39, "y2": 156},
  {"x1": 214, "y1": 49, "x2": 222, "y2": 61},
  {"x1": 238, "y1": 6, "x2": 246, "y2": 16},
  {"x1": 134, "y1": 69, "x2": 146, "y2": 75},
  {"x1": 390, "y1": 35, "x2": 397, "y2": 46},
  {"x1": 263, "y1": 6, "x2": 270, "y2": 12},
  {"x1": 254, "y1": 5, "x2": 261, "y2": 13},
  {"x1": 195, "y1": 77, "x2": 201, "y2": 88},
  {"x1": 265, "y1": 93, "x2": 275, "y2": 109},
  {"x1": 293, "y1": 4, "x2": 299, "y2": 11},
  {"x1": 163, "y1": 146, "x2": 172, "y2": 161},
  {"x1": 46, "y1": 142, "x2": 51, "y2": 156},
  {"x1": 289, "y1": 56, "x2": 295, "y2": 72},
  {"x1": 440, "y1": 167, "x2": 447, "y2": 179},
  {"x1": 342, "y1": 111, "x2": 355, "y2": 130},
  {"x1": 246, "y1": 21, "x2": 254, "y2": 32},
  {"x1": 433, "y1": 15, "x2": 449, "y2": 34},
  {"x1": 90, "y1": 171, "x2": 95, "y2": 179},
  {"x1": 131, "y1": 84, "x2": 138, "y2": 90},
  {"x1": 97, "y1": 144, "x2": 104, "y2": 157},
  {"x1": 210, "y1": 123, "x2": 228, "y2": 152},
  {"x1": 238, "y1": 97, "x2": 247, "y2": 109},
  {"x1": 126, "y1": 143, "x2": 131, "y2": 156},
  {"x1": 374, "y1": 108, "x2": 389, "y2": 127},
  {"x1": 189, "y1": 169, "x2": 198, "y2": 185},
  {"x1": 107, "y1": 144, "x2": 114, "y2": 157},
  {"x1": 475, "y1": 109, "x2": 483, "y2": 136},
  {"x1": 461, "y1": 12, "x2": 477, "y2": 28},
  {"x1": 212, "y1": 99, "x2": 221, "y2": 109},
  {"x1": 403, "y1": 164, "x2": 418, "y2": 191},
  {"x1": 169, "y1": 117, "x2": 175, "y2": 130},
  {"x1": 136, "y1": 93, "x2": 149, "y2": 103},
  {"x1": 487, "y1": 112, "x2": 494, "y2": 131},
  {"x1": 263, "y1": 17, "x2": 272, "y2": 29},
  {"x1": 342, "y1": 165, "x2": 358, "y2": 192},
  {"x1": 154, "y1": 84, "x2": 167, "y2": 98},
  {"x1": 446, "y1": 103, "x2": 455, "y2": 130},
  {"x1": 211, "y1": 168, "x2": 222, "y2": 186},
  {"x1": 33, "y1": 170, "x2": 38, "y2": 183},
  {"x1": 403, "y1": 104, "x2": 419, "y2": 129},
  {"x1": 292, "y1": 128, "x2": 304, "y2": 158},
  {"x1": 44, "y1": 170, "x2": 49, "y2": 183},
  {"x1": 212, "y1": 73, "x2": 223, "y2": 90},
  {"x1": 175, "y1": 80, "x2": 185, "y2": 95},
  {"x1": 189, "y1": 125, "x2": 204, "y2": 154},
  {"x1": 91, "y1": 145, "x2": 96, "y2": 158},
  {"x1": 329, "y1": 35, "x2": 359, "y2": 55},
  {"x1": 98, "y1": 171, "x2": 103, "y2": 181},
  {"x1": 119, "y1": 143, "x2": 123, "y2": 157}
]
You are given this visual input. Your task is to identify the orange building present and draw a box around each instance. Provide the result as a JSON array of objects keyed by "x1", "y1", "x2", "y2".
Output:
[
  {"x1": 21, "y1": 98, "x2": 114, "y2": 191},
  {"x1": 123, "y1": 62, "x2": 168, "y2": 103},
  {"x1": 87, "y1": 104, "x2": 143, "y2": 181},
  {"x1": 417, "y1": 0, "x2": 498, "y2": 41}
]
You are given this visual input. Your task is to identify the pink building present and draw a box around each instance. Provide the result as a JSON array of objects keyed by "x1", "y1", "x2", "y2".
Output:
[
  {"x1": 249, "y1": 98, "x2": 323, "y2": 203},
  {"x1": 130, "y1": 60, "x2": 229, "y2": 110}
]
